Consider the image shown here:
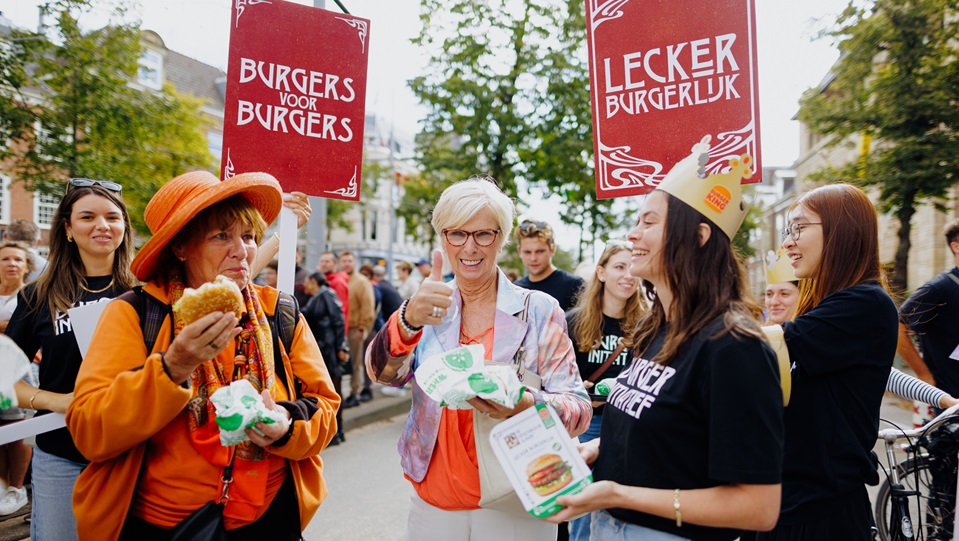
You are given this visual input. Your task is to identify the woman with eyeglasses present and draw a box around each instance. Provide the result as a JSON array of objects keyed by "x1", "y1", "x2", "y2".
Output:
[
  {"x1": 755, "y1": 183, "x2": 898, "y2": 541},
  {"x1": 366, "y1": 177, "x2": 590, "y2": 541},
  {"x1": 7, "y1": 178, "x2": 136, "y2": 541}
]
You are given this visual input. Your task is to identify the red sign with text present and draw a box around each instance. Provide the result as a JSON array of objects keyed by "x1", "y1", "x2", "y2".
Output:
[
  {"x1": 221, "y1": 1, "x2": 370, "y2": 200},
  {"x1": 585, "y1": 0, "x2": 761, "y2": 198}
]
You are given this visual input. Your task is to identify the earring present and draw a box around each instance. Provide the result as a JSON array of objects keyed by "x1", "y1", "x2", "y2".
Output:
[
  {"x1": 66, "y1": 234, "x2": 73, "y2": 243},
  {"x1": 178, "y1": 256, "x2": 186, "y2": 262}
]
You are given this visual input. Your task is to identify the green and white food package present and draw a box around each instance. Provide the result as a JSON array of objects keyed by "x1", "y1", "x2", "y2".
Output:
[
  {"x1": 594, "y1": 377, "x2": 619, "y2": 396},
  {"x1": 414, "y1": 344, "x2": 526, "y2": 409},
  {"x1": 488, "y1": 404, "x2": 593, "y2": 518},
  {"x1": 210, "y1": 379, "x2": 287, "y2": 446},
  {"x1": 0, "y1": 335, "x2": 30, "y2": 409}
]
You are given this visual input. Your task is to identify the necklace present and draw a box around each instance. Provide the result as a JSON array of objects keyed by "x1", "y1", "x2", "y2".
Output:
[{"x1": 79, "y1": 277, "x2": 115, "y2": 294}]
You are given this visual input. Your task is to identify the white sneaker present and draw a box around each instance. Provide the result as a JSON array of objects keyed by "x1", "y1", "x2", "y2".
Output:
[
  {"x1": 0, "y1": 486, "x2": 28, "y2": 515},
  {"x1": 380, "y1": 386, "x2": 407, "y2": 397}
]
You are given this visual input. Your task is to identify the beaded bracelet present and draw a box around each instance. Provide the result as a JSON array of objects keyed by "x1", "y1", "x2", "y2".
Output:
[{"x1": 398, "y1": 299, "x2": 423, "y2": 336}]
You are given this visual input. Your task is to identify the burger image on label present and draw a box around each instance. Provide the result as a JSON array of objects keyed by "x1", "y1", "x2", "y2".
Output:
[{"x1": 526, "y1": 453, "x2": 573, "y2": 496}]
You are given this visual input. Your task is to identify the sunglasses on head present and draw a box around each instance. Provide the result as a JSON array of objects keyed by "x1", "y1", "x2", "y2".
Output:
[
  {"x1": 518, "y1": 220, "x2": 550, "y2": 235},
  {"x1": 68, "y1": 178, "x2": 122, "y2": 193}
]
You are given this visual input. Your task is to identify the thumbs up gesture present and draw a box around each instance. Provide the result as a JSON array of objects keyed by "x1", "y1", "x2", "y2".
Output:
[{"x1": 405, "y1": 249, "x2": 454, "y2": 329}]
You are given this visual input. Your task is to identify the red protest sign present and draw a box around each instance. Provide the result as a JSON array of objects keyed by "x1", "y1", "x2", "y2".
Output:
[
  {"x1": 221, "y1": 1, "x2": 370, "y2": 200},
  {"x1": 585, "y1": 0, "x2": 761, "y2": 198}
]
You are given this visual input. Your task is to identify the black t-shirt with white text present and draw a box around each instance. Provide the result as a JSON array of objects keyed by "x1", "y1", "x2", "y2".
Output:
[
  {"x1": 566, "y1": 310, "x2": 630, "y2": 415},
  {"x1": 592, "y1": 318, "x2": 784, "y2": 541},
  {"x1": 6, "y1": 276, "x2": 125, "y2": 464},
  {"x1": 900, "y1": 268, "x2": 959, "y2": 396},
  {"x1": 779, "y1": 281, "x2": 897, "y2": 522},
  {"x1": 514, "y1": 268, "x2": 584, "y2": 312}
]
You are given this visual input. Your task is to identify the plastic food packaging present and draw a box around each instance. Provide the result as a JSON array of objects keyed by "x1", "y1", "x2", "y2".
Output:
[
  {"x1": 210, "y1": 379, "x2": 287, "y2": 446},
  {"x1": 488, "y1": 404, "x2": 593, "y2": 518},
  {"x1": 414, "y1": 344, "x2": 526, "y2": 409},
  {"x1": 0, "y1": 335, "x2": 30, "y2": 409},
  {"x1": 594, "y1": 377, "x2": 618, "y2": 396}
]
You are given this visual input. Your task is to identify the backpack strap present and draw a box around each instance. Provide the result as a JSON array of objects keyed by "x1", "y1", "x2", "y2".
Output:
[
  {"x1": 116, "y1": 286, "x2": 170, "y2": 355},
  {"x1": 270, "y1": 291, "x2": 301, "y2": 398}
]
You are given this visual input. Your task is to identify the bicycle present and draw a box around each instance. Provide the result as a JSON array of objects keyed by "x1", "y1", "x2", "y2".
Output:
[{"x1": 875, "y1": 403, "x2": 959, "y2": 541}]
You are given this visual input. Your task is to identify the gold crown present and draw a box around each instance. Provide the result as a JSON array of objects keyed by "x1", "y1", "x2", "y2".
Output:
[
  {"x1": 765, "y1": 248, "x2": 797, "y2": 284},
  {"x1": 656, "y1": 135, "x2": 752, "y2": 239}
]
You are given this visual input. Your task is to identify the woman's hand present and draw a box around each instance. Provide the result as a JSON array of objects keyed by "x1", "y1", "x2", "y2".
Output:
[
  {"x1": 467, "y1": 391, "x2": 534, "y2": 420},
  {"x1": 246, "y1": 390, "x2": 292, "y2": 447},
  {"x1": 163, "y1": 311, "x2": 241, "y2": 384},
  {"x1": 578, "y1": 437, "x2": 601, "y2": 466},
  {"x1": 284, "y1": 192, "x2": 311, "y2": 229},
  {"x1": 404, "y1": 249, "x2": 453, "y2": 329},
  {"x1": 545, "y1": 480, "x2": 619, "y2": 523}
]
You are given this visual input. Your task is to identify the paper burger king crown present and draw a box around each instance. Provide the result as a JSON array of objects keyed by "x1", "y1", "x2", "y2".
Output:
[
  {"x1": 765, "y1": 248, "x2": 797, "y2": 285},
  {"x1": 656, "y1": 135, "x2": 753, "y2": 240}
]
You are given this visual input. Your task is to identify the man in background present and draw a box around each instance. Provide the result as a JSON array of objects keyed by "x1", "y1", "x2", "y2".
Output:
[
  {"x1": 514, "y1": 219, "x2": 584, "y2": 311},
  {"x1": 340, "y1": 251, "x2": 376, "y2": 408}
]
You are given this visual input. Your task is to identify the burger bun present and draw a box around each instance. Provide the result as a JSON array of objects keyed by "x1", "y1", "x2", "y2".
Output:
[{"x1": 174, "y1": 275, "x2": 244, "y2": 325}]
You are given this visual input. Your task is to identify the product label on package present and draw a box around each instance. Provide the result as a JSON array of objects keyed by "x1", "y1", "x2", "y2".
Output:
[{"x1": 488, "y1": 404, "x2": 592, "y2": 518}]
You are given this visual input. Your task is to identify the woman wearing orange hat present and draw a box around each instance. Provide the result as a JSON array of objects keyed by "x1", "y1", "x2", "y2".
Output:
[
  {"x1": 7, "y1": 179, "x2": 136, "y2": 541},
  {"x1": 66, "y1": 171, "x2": 340, "y2": 541}
]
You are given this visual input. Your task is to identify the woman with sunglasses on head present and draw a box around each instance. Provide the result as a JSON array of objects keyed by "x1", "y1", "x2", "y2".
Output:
[
  {"x1": 565, "y1": 239, "x2": 645, "y2": 541},
  {"x1": 754, "y1": 183, "x2": 898, "y2": 541},
  {"x1": 366, "y1": 177, "x2": 590, "y2": 541},
  {"x1": 548, "y1": 138, "x2": 784, "y2": 541},
  {"x1": 6, "y1": 178, "x2": 136, "y2": 541}
]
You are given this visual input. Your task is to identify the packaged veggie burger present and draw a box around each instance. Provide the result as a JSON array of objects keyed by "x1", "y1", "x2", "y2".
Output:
[
  {"x1": 210, "y1": 379, "x2": 287, "y2": 446},
  {"x1": 414, "y1": 344, "x2": 526, "y2": 409},
  {"x1": 488, "y1": 404, "x2": 593, "y2": 518}
]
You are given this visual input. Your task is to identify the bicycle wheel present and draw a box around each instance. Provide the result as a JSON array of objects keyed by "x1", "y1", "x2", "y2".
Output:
[{"x1": 875, "y1": 455, "x2": 956, "y2": 541}]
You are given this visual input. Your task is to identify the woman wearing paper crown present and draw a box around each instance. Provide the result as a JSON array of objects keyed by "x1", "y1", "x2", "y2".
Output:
[
  {"x1": 366, "y1": 176, "x2": 591, "y2": 540},
  {"x1": 547, "y1": 136, "x2": 785, "y2": 540},
  {"x1": 756, "y1": 184, "x2": 920, "y2": 540},
  {"x1": 65, "y1": 171, "x2": 340, "y2": 541}
]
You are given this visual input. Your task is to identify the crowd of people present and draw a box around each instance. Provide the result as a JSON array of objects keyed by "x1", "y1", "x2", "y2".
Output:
[{"x1": 0, "y1": 135, "x2": 957, "y2": 540}]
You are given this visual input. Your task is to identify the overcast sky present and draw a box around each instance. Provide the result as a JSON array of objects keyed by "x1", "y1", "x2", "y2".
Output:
[{"x1": 0, "y1": 0, "x2": 851, "y2": 254}]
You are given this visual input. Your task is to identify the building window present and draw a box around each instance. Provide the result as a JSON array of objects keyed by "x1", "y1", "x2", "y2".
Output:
[
  {"x1": 0, "y1": 175, "x2": 9, "y2": 224},
  {"x1": 34, "y1": 121, "x2": 71, "y2": 161},
  {"x1": 207, "y1": 130, "x2": 223, "y2": 165},
  {"x1": 138, "y1": 49, "x2": 163, "y2": 90},
  {"x1": 34, "y1": 193, "x2": 59, "y2": 228}
]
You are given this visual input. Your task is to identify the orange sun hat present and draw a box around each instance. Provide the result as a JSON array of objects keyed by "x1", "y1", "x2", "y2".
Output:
[{"x1": 130, "y1": 171, "x2": 283, "y2": 282}]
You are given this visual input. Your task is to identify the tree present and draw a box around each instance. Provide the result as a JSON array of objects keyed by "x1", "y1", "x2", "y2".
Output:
[
  {"x1": 797, "y1": 0, "x2": 959, "y2": 292},
  {"x1": 409, "y1": 0, "x2": 629, "y2": 259},
  {"x1": 0, "y1": 0, "x2": 213, "y2": 235}
]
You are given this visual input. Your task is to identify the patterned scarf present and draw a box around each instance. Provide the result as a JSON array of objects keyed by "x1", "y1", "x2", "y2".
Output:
[{"x1": 168, "y1": 272, "x2": 275, "y2": 462}]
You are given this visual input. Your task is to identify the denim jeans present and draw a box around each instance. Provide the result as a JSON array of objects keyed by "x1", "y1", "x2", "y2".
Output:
[
  {"x1": 31, "y1": 446, "x2": 85, "y2": 541},
  {"x1": 569, "y1": 413, "x2": 603, "y2": 541},
  {"x1": 590, "y1": 509, "x2": 691, "y2": 541}
]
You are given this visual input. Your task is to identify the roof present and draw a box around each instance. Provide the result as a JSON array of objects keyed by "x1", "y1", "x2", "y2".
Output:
[{"x1": 163, "y1": 48, "x2": 226, "y2": 112}]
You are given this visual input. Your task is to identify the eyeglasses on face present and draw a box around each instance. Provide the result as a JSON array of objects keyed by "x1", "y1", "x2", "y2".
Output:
[
  {"x1": 443, "y1": 229, "x2": 500, "y2": 247},
  {"x1": 781, "y1": 222, "x2": 822, "y2": 242},
  {"x1": 69, "y1": 178, "x2": 122, "y2": 192}
]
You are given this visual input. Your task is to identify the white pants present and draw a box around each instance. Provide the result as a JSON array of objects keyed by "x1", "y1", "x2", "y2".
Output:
[{"x1": 404, "y1": 492, "x2": 557, "y2": 541}]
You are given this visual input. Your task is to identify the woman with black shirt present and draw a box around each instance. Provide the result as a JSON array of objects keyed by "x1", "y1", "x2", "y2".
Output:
[
  {"x1": 756, "y1": 183, "x2": 898, "y2": 540},
  {"x1": 565, "y1": 239, "x2": 644, "y2": 541},
  {"x1": 548, "y1": 141, "x2": 784, "y2": 541},
  {"x1": 7, "y1": 179, "x2": 136, "y2": 541}
]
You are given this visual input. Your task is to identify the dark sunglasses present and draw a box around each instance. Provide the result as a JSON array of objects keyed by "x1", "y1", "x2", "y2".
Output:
[{"x1": 68, "y1": 178, "x2": 122, "y2": 193}]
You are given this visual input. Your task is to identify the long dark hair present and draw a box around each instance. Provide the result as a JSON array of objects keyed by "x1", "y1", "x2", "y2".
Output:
[
  {"x1": 570, "y1": 242, "x2": 645, "y2": 351},
  {"x1": 32, "y1": 184, "x2": 136, "y2": 316},
  {"x1": 632, "y1": 192, "x2": 762, "y2": 365},
  {"x1": 792, "y1": 183, "x2": 886, "y2": 316}
]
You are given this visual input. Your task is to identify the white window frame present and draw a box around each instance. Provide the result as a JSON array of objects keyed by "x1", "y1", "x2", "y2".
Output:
[
  {"x1": 34, "y1": 192, "x2": 59, "y2": 229},
  {"x1": 138, "y1": 49, "x2": 164, "y2": 90},
  {"x1": 0, "y1": 175, "x2": 9, "y2": 224}
]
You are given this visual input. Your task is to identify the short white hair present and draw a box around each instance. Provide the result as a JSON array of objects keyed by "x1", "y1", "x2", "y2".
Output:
[{"x1": 431, "y1": 178, "x2": 515, "y2": 251}]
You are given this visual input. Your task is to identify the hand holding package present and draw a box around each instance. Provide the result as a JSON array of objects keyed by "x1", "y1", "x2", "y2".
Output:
[
  {"x1": 210, "y1": 379, "x2": 287, "y2": 446},
  {"x1": 0, "y1": 335, "x2": 30, "y2": 409},
  {"x1": 415, "y1": 344, "x2": 526, "y2": 409}
]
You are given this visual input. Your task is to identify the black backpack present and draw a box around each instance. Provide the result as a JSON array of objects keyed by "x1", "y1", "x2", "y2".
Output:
[{"x1": 116, "y1": 286, "x2": 301, "y2": 396}]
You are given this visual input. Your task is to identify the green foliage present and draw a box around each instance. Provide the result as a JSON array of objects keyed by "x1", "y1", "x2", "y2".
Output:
[
  {"x1": 408, "y1": 0, "x2": 627, "y2": 258},
  {"x1": 0, "y1": 0, "x2": 213, "y2": 236},
  {"x1": 797, "y1": 0, "x2": 959, "y2": 291}
]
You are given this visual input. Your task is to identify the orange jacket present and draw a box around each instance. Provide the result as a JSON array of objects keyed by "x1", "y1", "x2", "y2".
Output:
[{"x1": 66, "y1": 282, "x2": 340, "y2": 541}]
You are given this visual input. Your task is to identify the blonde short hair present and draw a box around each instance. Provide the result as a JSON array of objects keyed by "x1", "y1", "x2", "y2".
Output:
[{"x1": 431, "y1": 177, "x2": 515, "y2": 251}]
